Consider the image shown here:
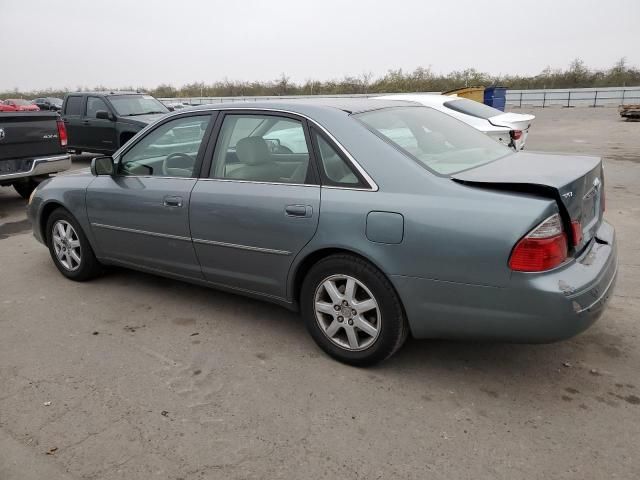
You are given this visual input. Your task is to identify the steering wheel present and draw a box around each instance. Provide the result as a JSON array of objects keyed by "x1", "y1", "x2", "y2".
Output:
[{"x1": 162, "y1": 152, "x2": 193, "y2": 177}]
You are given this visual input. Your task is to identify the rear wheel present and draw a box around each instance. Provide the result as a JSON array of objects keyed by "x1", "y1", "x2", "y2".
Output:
[
  {"x1": 46, "y1": 208, "x2": 102, "y2": 281},
  {"x1": 13, "y1": 180, "x2": 37, "y2": 199},
  {"x1": 301, "y1": 254, "x2": 408, "y2": 366}
]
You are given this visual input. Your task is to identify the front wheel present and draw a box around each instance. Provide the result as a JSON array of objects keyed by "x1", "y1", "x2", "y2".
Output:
[
  {"x1": 46, "y1": 208, "x2": 102, "y2": 281},
  {"x1": 301, "y1": 254, "x2": 408, "y2": 366}
]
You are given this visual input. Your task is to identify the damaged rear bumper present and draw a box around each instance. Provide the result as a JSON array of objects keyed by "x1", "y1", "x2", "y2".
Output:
[{"x1": 392, "y1": 221, "x2": 617, "y2": 342}]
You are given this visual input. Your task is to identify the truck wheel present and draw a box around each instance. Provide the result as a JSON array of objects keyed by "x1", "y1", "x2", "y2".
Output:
[
  {"x1": 46, "y1": 208, "x2": 102, "y2": 281},
  {"x1": 13, "y1": 180, "x2": 37, "y2": 199}
]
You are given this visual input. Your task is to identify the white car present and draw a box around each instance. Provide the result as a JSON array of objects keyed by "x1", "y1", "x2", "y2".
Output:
[{"x1": 375, "y1": 94, "x2": 535, "y2": 150}]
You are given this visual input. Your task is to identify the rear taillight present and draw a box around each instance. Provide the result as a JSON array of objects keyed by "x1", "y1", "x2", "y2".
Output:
[
  {"x1": 510, "y1": 129, "x2": 523, "y2": 140},
  {"x1": 56, "y1": 119, "x2": 67, "y2": 147},
  {"x1": 509, "y1": 214, "x2": 568, "y2": 272}
]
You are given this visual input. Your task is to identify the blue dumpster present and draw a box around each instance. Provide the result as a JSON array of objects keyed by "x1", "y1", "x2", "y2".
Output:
[{"x1": 484, "y1": 86, "x2": 507, "y2": 111}]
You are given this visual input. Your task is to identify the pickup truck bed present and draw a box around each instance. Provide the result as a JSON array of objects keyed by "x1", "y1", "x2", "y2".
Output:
[{"x1": 0, "y1": 112, "x2": 71, "y2": 198}]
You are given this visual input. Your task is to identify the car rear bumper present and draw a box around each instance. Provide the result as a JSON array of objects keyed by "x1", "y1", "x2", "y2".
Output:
[
  {"x1": 0, "y1": 154, "x2": 71, "y2": 184},
  {"x1": 392, "y1": 221, "x2": 617, "y2": 342}
]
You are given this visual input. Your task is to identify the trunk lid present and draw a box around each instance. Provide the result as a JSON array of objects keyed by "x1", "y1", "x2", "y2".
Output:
[
  {"x1": 452, "y1": 151, "x2": 604, "y2": 251},
  {"x1": 488, "y1": 112, "x2": 535, "y2": 132},
  {"x1": 0, "y1": 112, "x2": 64, "y2": 162}
]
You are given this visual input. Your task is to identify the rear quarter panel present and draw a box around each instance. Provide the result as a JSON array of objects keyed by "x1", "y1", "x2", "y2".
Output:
[{"x1": 297, "y1": 180, "x2": 556, "y2": 293}]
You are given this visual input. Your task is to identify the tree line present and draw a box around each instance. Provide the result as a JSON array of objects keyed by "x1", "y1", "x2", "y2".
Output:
[{"x1": 2, "y1": 58, "x2": 639, "y2": 100}]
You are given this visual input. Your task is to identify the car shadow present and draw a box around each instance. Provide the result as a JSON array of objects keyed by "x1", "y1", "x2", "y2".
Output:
[{"x1": 96, "y1": 266, "x2": 613, "y2": 385}]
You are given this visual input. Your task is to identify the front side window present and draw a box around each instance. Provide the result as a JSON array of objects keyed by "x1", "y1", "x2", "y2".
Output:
[
  {"x1": 210, "y1": 114, "x2": 311, "y2": 184},
  {"x1": 65, "y1": 96, "x2": 82, "y2": 116},
  {"x1": 356, "y1": 106, "x2": 510, "y2": 175},
  {"x1": 108, "y1": 94, "x2": 169, "y2": 117},
  {"x1": 86, "y1": 97, "x2": 109, "y2": 118},
  {"x1": 119, "y1": 115, "x2": 211, "y2": 178}
]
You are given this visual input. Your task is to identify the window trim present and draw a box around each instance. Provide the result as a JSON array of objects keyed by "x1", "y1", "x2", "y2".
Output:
[{"x1": 113, "y1": 111, "x2": 217, "y2": 179}]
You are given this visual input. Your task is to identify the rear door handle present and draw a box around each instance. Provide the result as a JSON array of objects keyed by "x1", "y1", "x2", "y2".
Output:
[
  {"x1": 163, "y1": 195, "x2": 183, "y2": 207},
  {"x1": 285, "y1": 205, "x2": 312, "y2": 218}
]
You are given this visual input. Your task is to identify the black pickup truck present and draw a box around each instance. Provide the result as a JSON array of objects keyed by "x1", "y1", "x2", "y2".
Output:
[
  {"x1": 0, "y1": 112, "x2": 71, "y2": 198},
  {"x1": 62, "y1": 91, "x2": 169, "y2": 155}
]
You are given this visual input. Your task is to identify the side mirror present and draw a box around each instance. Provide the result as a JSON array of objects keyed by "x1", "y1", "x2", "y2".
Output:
[
  {"x1": 91, "y1": 156, "x2": 115, "y2": 176},
  {"x1": 95, "y1": 110, "x2": 112, "y2": 120}
]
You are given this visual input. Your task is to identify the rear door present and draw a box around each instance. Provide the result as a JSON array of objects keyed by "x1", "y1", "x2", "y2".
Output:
[
  {"x1": 83, "y1": 96, "x2": 117, "y2": 152},
  {"x1": 189, "y1": 111, "x2": 320, "y2": 299},
  {"x1": 86, "y1": 112, "x2": 215, "y2": 278},
  {"x1": 62, "y1": 95, "x2": 85, "y2": 149}
]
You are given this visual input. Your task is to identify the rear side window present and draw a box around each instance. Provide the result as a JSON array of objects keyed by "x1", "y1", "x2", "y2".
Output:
[
  {"x1": 210, "y1": 114, "x2": 311, "y2": 184},
  {"x1": 311, "y1": 129, "x2": 362, "y2": 187},
  {"x1": 443, "y1": 98, "x2": 502, "y2": 119},
  {"x1": 64, "y1": 96, "x2": 82, "y2": 116}
]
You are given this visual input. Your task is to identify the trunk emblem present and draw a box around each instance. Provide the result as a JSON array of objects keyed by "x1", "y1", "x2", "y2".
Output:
[{"x1": 0, "y1": 128, "x2": 5, "y2": 141}]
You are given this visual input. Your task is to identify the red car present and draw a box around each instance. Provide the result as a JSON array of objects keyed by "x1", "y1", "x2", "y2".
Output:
[{"x1": 1, "y1": 99, "x2": 40, "y2": 111}]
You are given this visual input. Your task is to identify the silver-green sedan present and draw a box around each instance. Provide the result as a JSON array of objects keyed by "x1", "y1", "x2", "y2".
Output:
[{"x1": 28, "y1": 99, "x2": 617, "y2": 365}]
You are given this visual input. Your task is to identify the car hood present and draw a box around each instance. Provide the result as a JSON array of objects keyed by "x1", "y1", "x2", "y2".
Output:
[{"x1": 119, "y1": 113, "x2": 168, "y2": 126}]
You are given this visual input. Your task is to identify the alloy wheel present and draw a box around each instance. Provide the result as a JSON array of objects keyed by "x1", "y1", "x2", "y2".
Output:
[
  {"x1": 314, "y1": 274, "x2": 381, "y2": 351},
  {"x1": 51, "y1": 220, "x2": 82, "y2": 271}
]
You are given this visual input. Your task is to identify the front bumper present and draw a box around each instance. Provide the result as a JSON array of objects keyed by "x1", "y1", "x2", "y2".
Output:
[
  {"x1": 392, "y1": 221, "x2": 617, "y2": 342},
  {"x1": 0, "y1": 154, "x2": 71, "y2": 184}
]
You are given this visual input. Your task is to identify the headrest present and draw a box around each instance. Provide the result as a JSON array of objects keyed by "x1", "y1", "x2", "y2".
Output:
[{"x1": 236, "y1": 137, "x2": 270, "y2": 166}]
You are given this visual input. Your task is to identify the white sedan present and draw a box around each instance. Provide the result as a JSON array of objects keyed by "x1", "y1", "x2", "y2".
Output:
[{"x1": 375, "y1": 94, "x2": 535, "y2": 150}]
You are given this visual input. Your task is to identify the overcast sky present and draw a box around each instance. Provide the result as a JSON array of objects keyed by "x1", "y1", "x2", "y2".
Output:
[{"x1": 1, "y1": 0, "x2": 639, "y2": 91}]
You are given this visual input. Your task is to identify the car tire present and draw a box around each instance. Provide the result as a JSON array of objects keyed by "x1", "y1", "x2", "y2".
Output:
[
  {"x1": 13, "y1": 180, "x2": 37, "y2": 199},
  {"x1": 301, "y1": 254, "x2": 408, "y2": 366},
  {"x1": 46, "y1": 208, "x2": 102, "y2": 281}
]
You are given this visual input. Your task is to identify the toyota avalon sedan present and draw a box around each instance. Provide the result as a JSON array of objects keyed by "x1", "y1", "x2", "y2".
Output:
[
  {"x1": 376, "y1": 94, "x2": 535, "y2": 150},
  {"x1": 27, "y1": 99, "x2": 616, "y2": 366}
]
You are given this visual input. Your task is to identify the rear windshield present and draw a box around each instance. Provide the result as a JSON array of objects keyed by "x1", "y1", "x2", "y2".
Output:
[
  {"x1": 355, "y1": 106, "x2": 510, "y2": 175},
  {"x1": 108, "y1": 95, "x2": 169, "y2": 117},
  {"x1": 443, "y1": 98, "x2": 502, "y2": 119}
]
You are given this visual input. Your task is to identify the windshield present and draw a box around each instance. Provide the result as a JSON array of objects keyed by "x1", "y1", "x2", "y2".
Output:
[
  {"x1": 443, "y1": 98, "x2": 503, "y2": 119},
  {"x1": 355, "y1": 106, "x2": 511, "y2": 175},
  {"x1": 108, "y1": 95, "x2": 169, "y2": 116}
]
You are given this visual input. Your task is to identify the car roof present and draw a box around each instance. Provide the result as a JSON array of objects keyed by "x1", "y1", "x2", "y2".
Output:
[
  {"x1": 65, "y1": 91, "x2": 146, "y2": 97},
  {"x1": 184, "y1": 98, "x2": 419, "y2": 116}
]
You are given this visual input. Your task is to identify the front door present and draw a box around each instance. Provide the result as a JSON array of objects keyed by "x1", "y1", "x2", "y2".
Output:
[
  {"x1": 190, "y1": 112, "x2": 320, "y2": 299},
  {"x1": 86, "y1": 113, "x2": 215, "y2": 279},
  {"x1": 83, "y1": 96, "x2": 117, "y2": 152}
]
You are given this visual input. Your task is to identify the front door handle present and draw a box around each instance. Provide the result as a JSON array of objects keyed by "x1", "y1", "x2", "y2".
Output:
[
  {"x1": 285, "y1": 205, "x2": 312, "y2": 218},
  {"x1": 163, "y1": 195, "x2": 183, "y2": 208}
]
